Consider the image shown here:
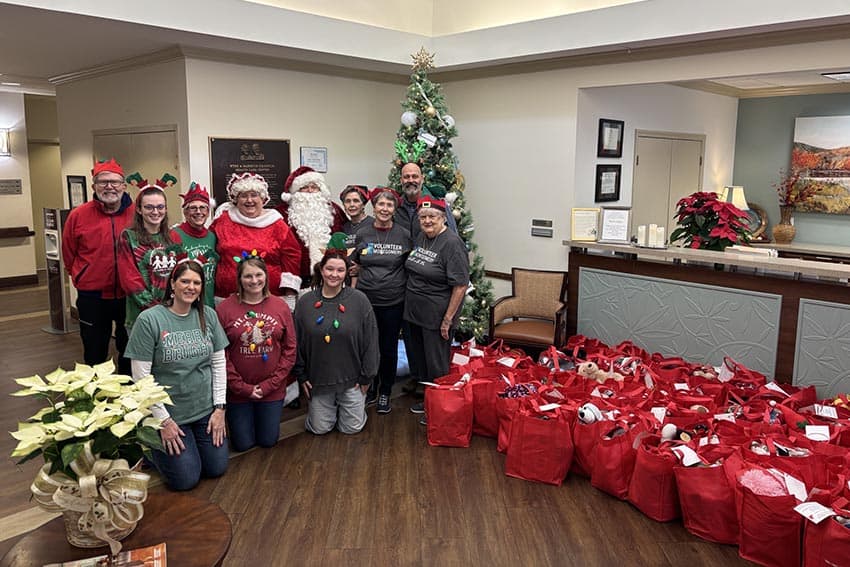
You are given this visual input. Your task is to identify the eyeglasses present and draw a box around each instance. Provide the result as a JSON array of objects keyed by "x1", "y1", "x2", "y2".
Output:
[
  {"x1": 95, "y1": 180, "x2": 124, "y2": 188},
  {"x1": 185, "y1": 205, "x2": 209, "y2": 213},
  {"x1": 236, "y1": 191, "x2": 261, "y2": 200},
  {"x1": 142, "y1": 204, "x2": 166, "y2": 212}
]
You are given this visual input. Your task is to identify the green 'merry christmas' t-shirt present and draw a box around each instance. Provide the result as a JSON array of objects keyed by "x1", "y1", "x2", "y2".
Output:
[{"x1": 126, "y1": 304, "x2": 228, "y2": 424}]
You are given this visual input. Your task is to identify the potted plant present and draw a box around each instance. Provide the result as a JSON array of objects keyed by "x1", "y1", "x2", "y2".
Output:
[
  {"x1": 772, "y1": 168, "x2": 821, "y2": 244},
  {"x1": 10, "y1": 360, "x2": 171, "y2": 553},
  {"x1": 670, "y1": 191, "x2": 750, "y2": 251}
]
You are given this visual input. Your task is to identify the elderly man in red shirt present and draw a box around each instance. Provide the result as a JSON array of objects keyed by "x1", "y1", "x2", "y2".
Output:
[{"x1": 62, "y1": 158, "x2": 135, "y2": 374}]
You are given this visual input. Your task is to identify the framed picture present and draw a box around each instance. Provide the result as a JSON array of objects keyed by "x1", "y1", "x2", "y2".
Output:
[
  {"x1": 570, "y1": 208, "x2": 600, "y2": 241},
  {"x1": 66, "y1": 175, "x2": 87, "y2": 209},
  {"x1": 597, "y1": 118, "x2": 624, "y2": 158},
  {"x1": 300, "y1": 146, "x2": 328, "y2": 173},
  {"x1": 209, "y1": 137, "x2": 291, "y2": 208},
  {"x1": 598, "y1": 207, "x2": 631, "y2": 244},
  {"x1": 594, "y1": 164, "x2": 621, "y2": 202}
]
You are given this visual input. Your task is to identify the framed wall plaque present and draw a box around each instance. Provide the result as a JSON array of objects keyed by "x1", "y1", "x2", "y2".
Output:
[
  {"x1": 595, "y1": 164, "x2": 621, "y2": 202},
  {"x1": 597, "y1": 118, "x2": 624, "y2": 158},
  {"x1": 66, "y1": 175, "x2": 87, "y2": 209},
  {"x1": 571, "y1": 208, "x2": 600, "y2": 241},
  {"x1": 209, "y1": 138, "x2": 291, "y2": 208}
]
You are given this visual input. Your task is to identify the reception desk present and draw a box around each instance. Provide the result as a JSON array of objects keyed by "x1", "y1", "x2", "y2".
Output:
[{"x1": 567, "y1": 242, "x2": 850, "y2": 398}]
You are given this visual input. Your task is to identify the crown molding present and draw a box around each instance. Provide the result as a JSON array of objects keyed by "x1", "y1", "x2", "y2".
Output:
[
  {"x1": 49, "y1": 47, "x2": 186, "y2": 85},
  {"x1": 177, "y1": 47, "x2": 409, "y2": 84},
  {"x1": 431, "y1": 21, "x2": 850, "y2": 82},
  {"x1": 675, "y1": 79, "x2": 850, "y2": 99}
]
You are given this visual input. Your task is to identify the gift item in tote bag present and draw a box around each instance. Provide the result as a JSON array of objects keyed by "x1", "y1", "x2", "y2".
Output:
[
  {"x1": 802, "y1": 497, "x2": 850, "y2": 567},
  {"x1": 495, "y1": 382, "x2": 539, "y2": 454},
  {"x1": 627, "y1": 434, "x2": 681, "y2": 522},
  {"x1": 504, "y1": 400, "x2": 574, "y2": 486},
  {"x1": 424, "y1": 379, "x2": 474, "y2": 448}
]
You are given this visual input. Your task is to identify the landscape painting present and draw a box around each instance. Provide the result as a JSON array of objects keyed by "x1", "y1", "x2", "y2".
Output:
[{"x1": 792, "y1": 115, "x2": 850, "y2": 214}]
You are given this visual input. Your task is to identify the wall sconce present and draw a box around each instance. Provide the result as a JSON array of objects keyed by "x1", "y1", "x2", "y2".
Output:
[
  {"x1": 0, "y1": 128, "x2": 10, "y2": 156},
  {"x1": 718, "y1": 185, "x2": 749, "y2": 210}
]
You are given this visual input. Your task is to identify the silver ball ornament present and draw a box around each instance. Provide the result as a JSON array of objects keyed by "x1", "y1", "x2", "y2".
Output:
[
  {"x1": 401, "y1": 111, "x2": 418, "y2": 127},
  {"x1": 453, "y1": 208, "x2": 462, "y2": 220},
  {"x1": 444, "y1": 115, "x2": 455, "y2": 128}
]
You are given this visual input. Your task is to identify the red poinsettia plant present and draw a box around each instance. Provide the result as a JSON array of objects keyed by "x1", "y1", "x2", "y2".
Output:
[{"x1": 670, "y1": 191, "x2": 750, "y2": 251}]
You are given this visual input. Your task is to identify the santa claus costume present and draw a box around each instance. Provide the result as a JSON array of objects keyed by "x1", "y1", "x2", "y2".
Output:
[{"x1": 276, "y1": 166, "x2": 346, "y2": 287}]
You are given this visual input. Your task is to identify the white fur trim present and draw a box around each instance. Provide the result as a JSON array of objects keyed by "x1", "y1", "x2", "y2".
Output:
[
  {"x1": 289, "y1": 171, "x2": 330, "y2": 198},
  {"x1": 280, "y1": 192, "x2": 292, "y2": 203},
  {"x1": 214, "y1": 202, "x2": 283, "y2": 228},
  {"x1": 279, "y1": 272, "x2": 302, "y2": 291}
]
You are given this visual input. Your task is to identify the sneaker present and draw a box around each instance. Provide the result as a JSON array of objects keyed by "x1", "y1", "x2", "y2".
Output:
[
  {"x1": 365, "y1": 390, "x2": 378, "y2": 407},
  {"x1": 410, "y1": 401, "x2": 425, "y2": 414},
  {"x1": 419, "y1": 415, "x2": 428, "y2": 426},
  {"x1": 377, "y1": 394, "x2": 391, "y2": 414}
]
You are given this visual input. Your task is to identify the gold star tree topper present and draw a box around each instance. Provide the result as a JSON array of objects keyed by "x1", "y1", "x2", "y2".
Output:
[{"x1": 411, "y1": 47, "x2": 435, "y2": 72}]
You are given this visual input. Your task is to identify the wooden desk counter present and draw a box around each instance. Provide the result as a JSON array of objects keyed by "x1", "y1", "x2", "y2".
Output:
[{"x1": 1, "y1": 493, "x2": 231, "y2": 567}]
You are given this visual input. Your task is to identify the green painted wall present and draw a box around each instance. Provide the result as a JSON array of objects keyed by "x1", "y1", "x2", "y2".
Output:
[{"x1": 733, "y1": 93, "x2": 850, "y2": 244}]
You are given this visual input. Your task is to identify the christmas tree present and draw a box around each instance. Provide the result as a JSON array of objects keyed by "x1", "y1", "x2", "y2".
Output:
[{"x1": 388, "y1": 48, "x2": 494, "y2": 341}]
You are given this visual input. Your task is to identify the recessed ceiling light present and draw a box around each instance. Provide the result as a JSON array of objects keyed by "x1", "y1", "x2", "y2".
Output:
[
  {"x1": 1, "y1": 82, "x2": 21, "y2": 86},
  {"x1": 822, "y1": 72, "x2": 850, "y2": 82}
]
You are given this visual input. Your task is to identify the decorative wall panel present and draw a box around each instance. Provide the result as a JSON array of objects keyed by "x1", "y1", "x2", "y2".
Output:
[
  {"x1": 795, "y1": 299, "x2": 850, "y2": 398},
  {"x1": 577, "y1": 267, "x2": 781, "y2": 376}
]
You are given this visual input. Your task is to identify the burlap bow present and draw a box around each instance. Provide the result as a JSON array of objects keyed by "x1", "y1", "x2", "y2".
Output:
[{"x1": 30, "y1": 441, "x2": 150, "y2": 555}]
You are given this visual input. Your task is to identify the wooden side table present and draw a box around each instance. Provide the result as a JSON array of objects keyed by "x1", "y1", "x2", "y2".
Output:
[{"x1": 0, "y1": 493, "x2": 231, "y2": 567}]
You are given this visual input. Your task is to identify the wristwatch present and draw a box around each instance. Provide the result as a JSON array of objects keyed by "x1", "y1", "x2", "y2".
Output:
[{"x1": 214, "y1": 403, "x2": 227, "y2": 410}]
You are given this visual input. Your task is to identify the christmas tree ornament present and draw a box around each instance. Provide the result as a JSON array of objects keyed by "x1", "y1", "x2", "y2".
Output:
[
  {"x1": 453, "y1": 208, "x2": 462, "y2": 219},
  {"x1": 401, "y1": 111, "x2": 418, "y2": 127},
  {"x1": 443, "y1": 115, "x2": 455, "y2": 128},
  {"x1": 425, "y1": 106, "x2": 436, "y2": 117},
  {"x1": 411, "y1": 47, "x2": 436, "y2": 72}
]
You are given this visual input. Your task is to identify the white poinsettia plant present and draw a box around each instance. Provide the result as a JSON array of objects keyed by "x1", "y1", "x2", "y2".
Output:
[{"x1": 10, "y1": 360, "x2": 171, "y2": 479}]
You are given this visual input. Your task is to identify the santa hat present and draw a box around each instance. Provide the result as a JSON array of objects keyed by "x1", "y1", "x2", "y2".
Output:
[
  {"x1": 339, "y1": 185, "x2": 368, "y2": 204},
  {"x1": 281, "y1": 166, "x2": 329, "y2": 203},
  {"x1": 92, "y1": 158, "x2": 124, "y2": 179},
  {"x1": 226, "y1": 172, "x2": 269, "y2": 204},
  {"x1": 181, "y1": 182, "x2": 210, "y2": 206},
  {"x1": 369, "y1": 186, "x2": 401, "y2": 206},
  {"x1": 417, "y1": 196, "x2": 447, "y2": 213}
]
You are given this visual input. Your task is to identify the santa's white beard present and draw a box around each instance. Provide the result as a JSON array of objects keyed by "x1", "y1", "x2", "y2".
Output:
[{"x1": 288, "y1": 191, "x2": 334, "y2": 270}]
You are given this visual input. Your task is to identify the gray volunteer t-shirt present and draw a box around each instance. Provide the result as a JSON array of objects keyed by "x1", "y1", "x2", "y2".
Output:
[
  {"x1": 404, "y1": 229, "x2": 469, "y2": 330},
  {"x1": 353, "y1": 223, "x2": 412, "y2": 307}
]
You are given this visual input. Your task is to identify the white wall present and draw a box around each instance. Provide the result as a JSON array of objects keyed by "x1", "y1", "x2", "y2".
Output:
[
  {"x1": 184, "y1": 58, "x2": 403, "y2": 197},
  {"x1": 445, "y1": 37, "x2": 850, "y2": 273},
  {"x1": 56, "y1": 59, "x2": 190, "y2": 200},
  {"x1": 574, "y1": 83, "x2": 739, "y2": 208},
  {"x1": 0, "y1": 92, "x2": 36, "y2": 279}
]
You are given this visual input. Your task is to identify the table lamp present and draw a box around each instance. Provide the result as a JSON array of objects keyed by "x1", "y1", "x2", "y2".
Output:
[{"x1": 718, "y1": 185, "x2": 749, "y2": 210}]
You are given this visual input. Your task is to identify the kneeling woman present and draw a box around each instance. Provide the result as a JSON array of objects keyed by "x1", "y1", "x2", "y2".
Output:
[
  {"x1": 293, "y1": 234, "x2": 379, "y2": 435},
  {"x1": 126, "y1": 259, "x2": 229, "y2": 490},
  {"x1": 216, "y1": 253, "x2": 296, "y2": 451}
]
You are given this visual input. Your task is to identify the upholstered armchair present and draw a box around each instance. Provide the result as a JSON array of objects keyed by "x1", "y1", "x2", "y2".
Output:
[{"x1": 488, "y1": 268, "x2": 568, "y2": 351}]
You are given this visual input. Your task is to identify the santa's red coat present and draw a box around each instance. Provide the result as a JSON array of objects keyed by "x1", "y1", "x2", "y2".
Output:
[{"x1": 276, "y1": 200, "x2": 346, "y2": 285}]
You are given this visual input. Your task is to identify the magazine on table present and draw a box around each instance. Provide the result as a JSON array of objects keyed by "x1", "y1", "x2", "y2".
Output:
[{"x1": 43, "y1": 542, "x2": 166, "y2": 567}]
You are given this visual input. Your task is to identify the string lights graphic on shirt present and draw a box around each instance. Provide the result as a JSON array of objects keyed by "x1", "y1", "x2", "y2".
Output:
[{"x1": 235, "y1": 311, "x2": 276, "y2": 361}]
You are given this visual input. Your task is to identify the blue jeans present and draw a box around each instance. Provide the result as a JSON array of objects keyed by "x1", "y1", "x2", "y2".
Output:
[
  {"x1": 373, "y1": 303, "x2": 404, "y2": 396},
  {"x1": 150, "y1": 413, "x2": 229, "y2": 491},
  {"x1": 227, "y1": 399, "x2": 284, "y2": 452}
]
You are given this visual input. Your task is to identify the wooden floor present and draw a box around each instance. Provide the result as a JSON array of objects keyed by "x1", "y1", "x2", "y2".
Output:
[{"x1": 0, "y1": 280, "x2": 754, "y2": 566}]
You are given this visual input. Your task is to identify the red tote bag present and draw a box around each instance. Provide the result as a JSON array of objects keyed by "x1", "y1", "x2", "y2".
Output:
[
  {"x1": 674, "y1": 463, "x2": 740, "y2": 544},
  {"x1": 803, "y1": 497, "x2": 850, "y2": 567},
  {"x1": 590, "y1": 419, "x2": 648, "y2": 500},
  {"x1": 424, "y1": 381, "x2": 473, "y2": 448},
  {"x1": 627, "y1": 435, "x2": 681, "y2": 522},
  {"x1": 505, "y1": 401, "x2": 574, "y2": 486},
  {"x1": 737, "y1": 469, "x2": 803, "y2": 567},
  {"x1": 470, "y1": 367, "x2": 513, "y2": 438}
]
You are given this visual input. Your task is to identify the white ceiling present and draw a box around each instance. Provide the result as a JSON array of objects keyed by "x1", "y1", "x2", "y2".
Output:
[{"x1": 2, "y1": 1, "x2": 850, "y2": 96}]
